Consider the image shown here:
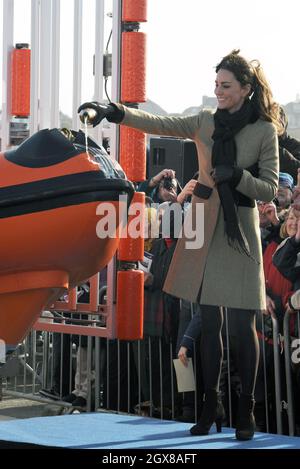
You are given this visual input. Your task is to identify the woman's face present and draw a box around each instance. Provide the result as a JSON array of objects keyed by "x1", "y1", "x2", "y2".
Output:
[
  {"x1": 286, "y1": 209, "x2": 300, "y2": 237},
  {"x1": 215, "y1": 69, "x2": 250, "y2": 113}
]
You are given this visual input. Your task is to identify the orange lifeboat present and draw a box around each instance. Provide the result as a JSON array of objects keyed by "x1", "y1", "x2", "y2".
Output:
[{"x1": 0, "y1": 129, "x2": 134, "y2": 358}]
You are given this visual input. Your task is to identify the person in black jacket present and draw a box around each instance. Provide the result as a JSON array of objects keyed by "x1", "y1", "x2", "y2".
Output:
[
  {"x1": 278, "y1": 108, "x2": 300, "y2": 182},
  {"x1": 272, "y1": 218, "x2": 300, "y2": 286}
]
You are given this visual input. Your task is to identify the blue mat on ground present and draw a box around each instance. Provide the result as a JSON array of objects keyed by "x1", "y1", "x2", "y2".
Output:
[{"x1": 0, "y1": 412, "x2": 299, "y2": 449}]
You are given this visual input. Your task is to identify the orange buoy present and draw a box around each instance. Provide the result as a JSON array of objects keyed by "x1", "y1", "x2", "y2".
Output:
[
  {"x1": 116, "y1": 269, "x2": 144, "y2": 340},
  {"x1": 120, "y1": 126, "x2": 146, "y2": 182},
  {"x1": 122, "y1": 0, "x2": 147, "y2": 22},
  {"x1": 121, "y1": 32, "x2": 146, "y2": 103},
  {"x1": 11, "y1": 44, "x2": 31, "y2": 117},
  {"x1": 118, "y1": 191, "x2": 145, "y2": 262}
]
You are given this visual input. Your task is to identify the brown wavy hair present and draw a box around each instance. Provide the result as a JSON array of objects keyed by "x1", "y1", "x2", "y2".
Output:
[{"x1": 216, "y1": 49, "x2": 283, "y2": 135}]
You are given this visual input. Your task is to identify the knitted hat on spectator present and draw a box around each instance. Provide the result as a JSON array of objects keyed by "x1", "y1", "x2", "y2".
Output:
[{"x1": 279, "y1": 172, "x2": 294, "y2": 191}]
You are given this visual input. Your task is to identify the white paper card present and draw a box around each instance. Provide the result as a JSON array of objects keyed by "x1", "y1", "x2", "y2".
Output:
[
  {"x1": 138, "y1": 252, "x2": 153, "y2": 273},
  {"x1": 173, "y1": 358, "x2": 196, "y2": 393}
]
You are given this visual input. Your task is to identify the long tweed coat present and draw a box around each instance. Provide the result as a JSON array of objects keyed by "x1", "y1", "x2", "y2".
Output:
[{"x1": 120, "y1": 106, "x2": 279, "y2": 310}]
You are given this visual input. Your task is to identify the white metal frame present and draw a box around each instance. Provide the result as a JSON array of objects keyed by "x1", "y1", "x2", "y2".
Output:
[
  {"x1": 110, "y1": 0, "x2": 121, "y2": 160},
  {"x1": 2, "y1": 0, "x2": 120, "y2": 153},
  {"x1": 1, "y1": 0, "x2": 14, "y2": 150},
  {"x1": 30, "y1": 0, "x2": 61, "y2": 133},
  {"x1": 91, "y1": 0, "x2": 105, "y2": 144},
  {"x1": 72, "y1": 0, "x2": 83, "y2": 130},
  {"x1": 105, "y1": 0, "x2": 122, "y2": 337},
  {"x1": 39, "y1": 0, "x2": 53, "y2": 129},
  {"x1": 50, "y1": 0, "x2": 60, "y2": 128},
  {"x1": 30, "y1": 0, "x2": 40, "y2": 135}
]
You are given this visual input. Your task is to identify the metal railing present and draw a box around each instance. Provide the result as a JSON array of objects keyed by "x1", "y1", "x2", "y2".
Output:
[{"x1": 1, "y1": 307, "x2": 300, "y2": 437}]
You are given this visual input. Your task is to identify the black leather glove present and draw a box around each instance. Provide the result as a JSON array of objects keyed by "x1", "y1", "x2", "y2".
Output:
[
  {"x1": 77, "y1": 101, "x2": 124, "y2": 127},
  {"x1": 211, "y1": 165, "x2": 243, "y2": 187}
]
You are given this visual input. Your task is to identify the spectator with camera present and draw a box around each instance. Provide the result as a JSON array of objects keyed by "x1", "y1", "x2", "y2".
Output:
[
  {"x1": 258, "y1": 172, "x2": 294, "y2": 251},
  {"x1": 139, "y1": 169, "x2": 198, "y2": 211},
  {"x1": 138, "y1": 169, "x2": 181, "y2": 204}
]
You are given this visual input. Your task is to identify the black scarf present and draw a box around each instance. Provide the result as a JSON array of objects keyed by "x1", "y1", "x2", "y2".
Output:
[{"x1": 212, "y1": 99, "x2": 258, "y2": 258}]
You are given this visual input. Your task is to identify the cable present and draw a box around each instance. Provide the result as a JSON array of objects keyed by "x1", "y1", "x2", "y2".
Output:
[
  {"x1": 105, "y1": 30, "x2": 112, "y2": 53},
  {"x1": 104, "y1": 29, "x2": 113, "y2": 102},
  {"x1": 104, "y1": 77, "x2": 111, "y2": 102}
]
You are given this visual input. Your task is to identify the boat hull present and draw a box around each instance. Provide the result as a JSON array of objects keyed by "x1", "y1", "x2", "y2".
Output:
[{"x1": 0, "y1": 129, "x2": 134, "y2": 354}]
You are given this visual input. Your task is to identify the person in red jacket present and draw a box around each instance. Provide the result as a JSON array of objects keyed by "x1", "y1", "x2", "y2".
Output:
[
  {"x1": 255, "y1": 207, "x2": 300, "y2": 431},
  {"x1": 264, "y1": 207, "x2": 300, "y2": 318}
]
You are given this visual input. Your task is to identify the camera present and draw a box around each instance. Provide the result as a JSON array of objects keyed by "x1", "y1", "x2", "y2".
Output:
[{"x1": 161, "y1": 176, "x2": 176, "y2": 191}]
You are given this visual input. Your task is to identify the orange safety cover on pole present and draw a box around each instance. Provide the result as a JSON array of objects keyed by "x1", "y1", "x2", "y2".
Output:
[
  {"x1": 11, "y1": 45, "x2": 31, "y2": 117},
  {"x1": 121, "y1": 32, "x2": 146, "y2": 103},
  {"x1": 118, "y1": 191, "x2": 145, "y2": 262},
  {"x1": 122, "y1": 0, "x2": 147, "y2": 22},
  {"x1": 116, "y1": 269, "x2": 144, "y2": 340},
  {"x1": 120, "y1": 126, "x2": 146, "y2": 182}
]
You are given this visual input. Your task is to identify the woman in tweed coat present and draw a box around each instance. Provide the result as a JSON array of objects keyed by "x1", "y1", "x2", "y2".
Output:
[{"x1": 78, "y1": 50, "x2": 281, "y2": 440}]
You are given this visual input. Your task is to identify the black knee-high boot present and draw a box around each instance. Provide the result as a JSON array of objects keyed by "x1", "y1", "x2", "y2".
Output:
[
  {"x1": 235, "y1": 394, "x2": 256, "y2": 440},
  {"x1": 228, "y1": 309, "x2": 258, "y2": 440},
  {"x1": 190, "y1": 389, "x2": 225, "y2": 435}
]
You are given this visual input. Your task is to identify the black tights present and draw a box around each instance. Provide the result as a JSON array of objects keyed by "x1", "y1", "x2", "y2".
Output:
[{"x1": 200, "y1": 305, "x2": 259, "y2": 396}]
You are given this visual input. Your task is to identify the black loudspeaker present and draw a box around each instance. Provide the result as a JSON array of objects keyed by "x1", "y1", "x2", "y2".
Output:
[{"x1": 149, "y1": 137, "x2": 198, "y2": 187}]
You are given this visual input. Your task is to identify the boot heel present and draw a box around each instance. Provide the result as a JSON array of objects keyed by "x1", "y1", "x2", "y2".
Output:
[
  {"x1": 189, "y1": 390, "x2": 225, "y2": 436},
  {"x1": 215, "y1": 417, "x2": 222, "y2": 433},
  {"x1": 235, "y1": 394, "x2": 256, "y2": 441}
]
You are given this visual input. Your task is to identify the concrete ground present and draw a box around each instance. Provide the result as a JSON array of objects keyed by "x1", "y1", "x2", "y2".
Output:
[
  {"x1": 0, "y1": 350, "x2": 67, "y2": 421},
  {"x1": 0, "y1": 396, "x2": 48, "y2": 421}
]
